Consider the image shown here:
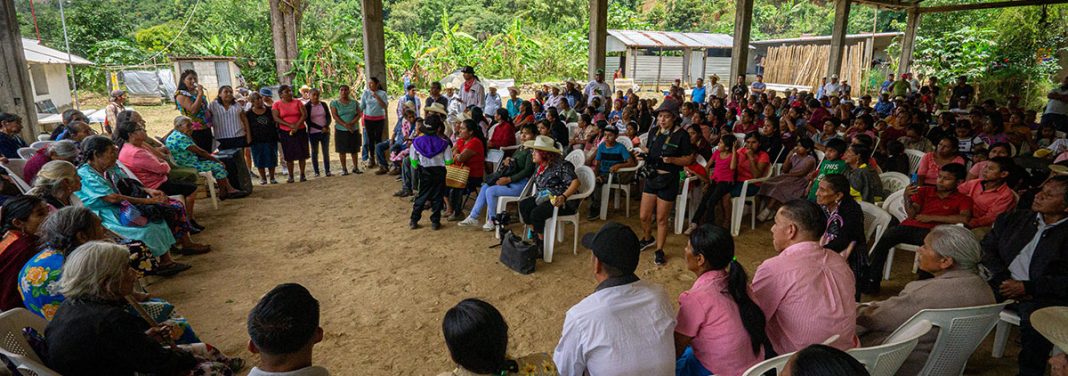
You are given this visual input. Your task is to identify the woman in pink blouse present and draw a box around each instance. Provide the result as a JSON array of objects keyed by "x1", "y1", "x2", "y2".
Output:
[
  {"x1": 114, "y1": 121, "x2": 202, "y2": 228},
  {"x1": 675, "y1": 224, "x2": 770, "y2": 376},
  {"x1": 917, "y1": 136, "x2": 965, "y2": 186}
]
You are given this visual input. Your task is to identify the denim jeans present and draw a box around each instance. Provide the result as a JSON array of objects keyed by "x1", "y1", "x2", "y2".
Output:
[
  {"x1": 309, "y1": 132, "x2": 330, "y2": 174},
  {"x1": 375, "y1": 140, "x2": 392, "y2": 167},
  {"x1": 468, "y1": 178, "x2": 528, "y2": 221},
  {"x1": 401, "y1": 158, "x2": 414, "y2": 191},
  {"x1": 361, "y1": 131, "x2": 370, "y2": 160}
]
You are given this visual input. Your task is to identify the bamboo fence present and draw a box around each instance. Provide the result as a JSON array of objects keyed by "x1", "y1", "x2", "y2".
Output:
[{"x1": 763, "y1": 41, "x2": 867, "y2": 95}]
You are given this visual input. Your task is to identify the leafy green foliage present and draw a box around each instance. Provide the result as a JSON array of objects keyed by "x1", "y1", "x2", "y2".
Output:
[{"x1": 11, "y1": 0, "x2": 1067, "y2": 107}]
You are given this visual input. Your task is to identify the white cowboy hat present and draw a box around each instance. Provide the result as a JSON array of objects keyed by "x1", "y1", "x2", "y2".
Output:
[
  {"x1": 426, "y1": 102, "x2": 447, "y2": 115},
  {"x1": 1032, "y1": 307, "x2": 1068, "y2": 352},
  {"x1": 527, "y1": 135, "x2": 561, "y2": 154}
]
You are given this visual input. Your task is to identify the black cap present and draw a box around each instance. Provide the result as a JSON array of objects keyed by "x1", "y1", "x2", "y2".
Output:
[
  {"x1": 654, "y1": 98, "x2": 680, "y2": 116},
  {"x1": 581, "y1": 222, "x2": 640, "y2": 274},
  {"x1": 595, "y1": 119, "x2": 609, "y2": 130}
]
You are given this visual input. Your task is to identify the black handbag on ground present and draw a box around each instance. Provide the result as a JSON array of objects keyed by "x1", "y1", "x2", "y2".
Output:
[{"x1": 500, "y1": 231, "x2": 539, "y2": 274}]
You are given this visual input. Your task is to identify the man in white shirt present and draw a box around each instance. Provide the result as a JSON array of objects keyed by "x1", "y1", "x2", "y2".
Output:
[
  {"x1": 483, "y1": 84, "x2": 502, "y2": 119},
  {"x1": 554, "y1": 222, "x2": 676, "y2": 376},
  {"x1": 823, "y1": 74, "x2": 842, "y2": 98},
  {"x1": 458, "y1": 66, "x2": 485, "y2": 110},
  {"x1": 546, "y1": 85, "x2": 564, "y2": 109},
  {"x1": 707, "y1": 74, "x2": 727, "y2": 100},
  {"x1": 584, "y1": 69, "x2": 611, "y2": 110},
  {"x1": 1043, "y1": 75, "x2": 1068, "y2": 132}
]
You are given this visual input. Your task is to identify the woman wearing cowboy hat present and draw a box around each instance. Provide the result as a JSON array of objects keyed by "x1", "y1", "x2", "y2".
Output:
[{"x1": 518, "y1": 135, "x2": 580, "y2": 252}]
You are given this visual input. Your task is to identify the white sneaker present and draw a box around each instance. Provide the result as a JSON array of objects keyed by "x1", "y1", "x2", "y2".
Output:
[
  {"x1": 457, "y1": 217, "x2": 479, "y2": 227},
  {"x1": 757, "y1": 208, "x2": 772, "y2": 222},
  {"x1": 481, "y1": 221, "x2": 496, "y2": 232}
]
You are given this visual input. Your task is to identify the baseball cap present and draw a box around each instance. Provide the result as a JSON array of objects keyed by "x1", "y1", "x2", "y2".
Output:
[
  {"x1": 581, "y1": 222, "x2": 640, "y2": 275},
  {"x1": 259, "y1": 87, "x2": 274, "y2": 97}
]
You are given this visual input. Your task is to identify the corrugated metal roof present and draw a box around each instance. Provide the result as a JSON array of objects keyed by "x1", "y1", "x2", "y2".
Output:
[
  {"x1": 607, "y1": 30, "x2": 751, "y2": 49},
  {"x1": 21, "y1": 38, "x2": 93, "y2": 65},
  {"x1": 752, "y1": 32, "x2": 904, "y2": 45}
]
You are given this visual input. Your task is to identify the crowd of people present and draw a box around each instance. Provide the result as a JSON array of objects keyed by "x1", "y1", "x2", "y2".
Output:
[{"x1": 0, "y1": 61, "x2": 1065, "y2": 375}]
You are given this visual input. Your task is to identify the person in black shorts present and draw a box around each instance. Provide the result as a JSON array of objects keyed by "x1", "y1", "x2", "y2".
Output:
[{"x1": 639, "y1": 99, "x2": 694, "y2": 265}]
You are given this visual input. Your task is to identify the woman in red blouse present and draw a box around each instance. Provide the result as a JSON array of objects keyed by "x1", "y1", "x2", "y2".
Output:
[{"x1": 446, "y1": 120, "x2": 487, "y2": 221}]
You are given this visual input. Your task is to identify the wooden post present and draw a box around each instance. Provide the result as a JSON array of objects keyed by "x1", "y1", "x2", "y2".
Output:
[
  {"x1": 827, "y1": 0, "x2": 851, "y2": 80},
  {"x1": 362, "y1": 0, "x2": 386, "y2": 87},
  {"x1": 0, "y1": 0, "x2": 39, "y2": 137},
  {"x1": 898, "y1": 7, "x2": 921, "y2": 76},
  {"x1": 588, "y1": 0, "x2": 608, "y2": 81},
  {"x1": 631, "y1": 48, "x2": 638, "y2": 80},
  {"x1": 682, "y1": 48, "x2": 692, "y2": 85},
  {"x1": 269, "y1": 0, "x2": 303, "y2": 85},
  {"x1": 701, "y1": 48, "x2": 708, "y2": 83},
  {"x1": 656, "y1": 50, "x2": 663, "y2": 91},
  {"x1": 729, "y1": 0, "x2": 754, "y2": 87}
]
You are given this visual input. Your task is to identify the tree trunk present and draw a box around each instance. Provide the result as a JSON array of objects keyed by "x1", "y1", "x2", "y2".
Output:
[{"x1": 269, "y1": 0, "x2": 304, "y2": 85}]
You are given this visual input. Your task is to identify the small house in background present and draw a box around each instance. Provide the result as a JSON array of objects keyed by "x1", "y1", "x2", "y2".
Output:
[
  {"x1": 605, "y1": 30, "x2": 751, "y2": 89},
  {"x1": 168, "y1": 56, "x2": 243, "y2": 100},
  {"x1": 22, "y1": 38, "x2": 92, "y2": 115}
]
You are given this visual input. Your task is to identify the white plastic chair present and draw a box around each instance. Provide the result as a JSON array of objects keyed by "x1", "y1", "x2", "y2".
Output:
[
  {"x1": 814, "y1": 149, "x2": 826, "y2": 163},
  {"x1": 615, "y1": 136, "x2": 633, "y2": 150},
  {"x1": 637, "y1": 132, "x2": 648, "y2": 149},
  {"x1": 16, "y1": 147, "x2": 37, "y2": 160},
  {"x1": 730, "y1": 149, "x2": 782, "y2": 237},
  {"x1": 564, "y1": 149, "x2": 585, "y2": 169},
  {"x1": 542, "y1": 166, "x2": 596, "y2": 262},
  {"x1": 29, "y1": 141, "x2": 53, "y2": 149},
  {"x1": 991, "y1": 307, "x2": 1020, "y2": 358},
  {"x1": 671, "y1": 154, "x2": 707, "y2": 234},
  {"x1": 1, "y1": 162, "x2": 31, "y2": 194},
  {"x1": 598, "y1": 156, "x2": 643, "y2": 221},
  {"x1": 0, "y1": 308, "x2": 62, "y2": 376},
  {"x1": 493, "y1": 178, "x2": 535, "y2": 239},
  {"x1": 849, "y1": 320, "x2": 933, "y2": 376},
  {"x1": 36, "y1": 134, "x2": 51, "y2": 142},
  {"x1": 566, "y1": 122, "x2": 579, "y2": 140},
  {"x1": 199, "y1": 171, "x2": 220, "y2": 209},
  {"x1": 116, "y1": 161, "x2": 186, "y2": 203},
  {"x1": 905, "y1": 149, "x2": 925, "y2": 175},
  {"x1": 860, "y1": 201, "x2": 892, "y2": 254},
  {"x1": 878, "y1": 190, "x2": 918, "y2": 279},
  {"x1": 5, "y1": 158, "x2": 28, "y2": 182},
  {"x1": 499, "y1": 131, "x2": 522, "y2": 153},
  {"x1": 883, "y1": 302, "x2": 1009, "y2": 376},
  {"x1": 741, "y1": 351, "x2": 793, "y2": 376},
  {"x1": 879, "y1": 172, "x2": 910, "y2": 198}
]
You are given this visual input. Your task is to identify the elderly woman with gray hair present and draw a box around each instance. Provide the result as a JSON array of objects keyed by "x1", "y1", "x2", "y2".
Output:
[
  {"x1": 43, "y1": 241, "x2": 242, "y2": 375},
  {"x1": 856, "y1": 225, "x2": 996, "y2": 375},
  {"x1": 22, "y1": 140, "x2": 79, "y2": 184}
]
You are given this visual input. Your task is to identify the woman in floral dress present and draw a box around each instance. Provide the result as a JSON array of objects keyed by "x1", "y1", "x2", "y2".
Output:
[
  {"x1": 18, "y1": 207, "x2": 202, "y2": 344},
  {"x1": 166, "y1": 116, "x2": 246, "y2": 198}
]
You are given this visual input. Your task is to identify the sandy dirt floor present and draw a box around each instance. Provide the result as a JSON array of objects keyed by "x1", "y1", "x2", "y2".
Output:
[{"x1": 64, "y1": 101, "x2": 1018, "y2": 375}]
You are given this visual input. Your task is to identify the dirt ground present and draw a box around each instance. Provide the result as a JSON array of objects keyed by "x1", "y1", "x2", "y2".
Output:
[{"x1": 67, "y1": 101, "x2": 1018, "y2": 375}]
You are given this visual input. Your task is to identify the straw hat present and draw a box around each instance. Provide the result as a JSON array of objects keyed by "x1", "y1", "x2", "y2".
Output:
[
  {"x1": 426, "y1": 102, "x2": 447, "y2": 115},
  {"x1": 1032, "y1": 307, "x2": 1068, "y2": 352},
  {"x1": 527, "y1": 135, "x2": 561, "y2": 154}
]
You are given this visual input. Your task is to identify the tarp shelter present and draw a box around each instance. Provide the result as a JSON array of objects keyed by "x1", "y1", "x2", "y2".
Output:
[
  {"x1": 22, "y1": 38, "x2": 92, "y2": 122},
  {"x1": 110, "y1": 69, "x2": 177, "y2": 102},
  {"x1": 605, "y1": 30, "x2": 753, "y2": 87}
]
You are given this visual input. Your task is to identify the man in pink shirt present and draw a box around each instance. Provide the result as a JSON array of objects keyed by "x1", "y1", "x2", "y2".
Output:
[
  {"x1": 958, "y1": 157, "x2": 1017, "y2": 233},
  {"x1": 752, "y1": 199, "x2": 859, "y2": 353}
]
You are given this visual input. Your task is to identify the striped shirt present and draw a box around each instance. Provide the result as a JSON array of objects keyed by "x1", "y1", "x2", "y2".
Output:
[{"x1": 208, "y1": 100, "x2": 246, "y2": 139}]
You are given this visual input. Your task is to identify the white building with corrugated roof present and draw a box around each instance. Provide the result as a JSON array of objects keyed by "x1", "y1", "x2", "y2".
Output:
[{"x1": 21, "y1": 38, "x2": 93, "y2": 116}]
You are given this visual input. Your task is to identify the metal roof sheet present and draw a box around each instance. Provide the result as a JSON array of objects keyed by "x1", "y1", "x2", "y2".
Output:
[
  {"x1": 22, "y1": 38, "x2": 93, "y2": 65},
  {"x1": 607, "y1": 30, "x2": 751, "y2": 49}
]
